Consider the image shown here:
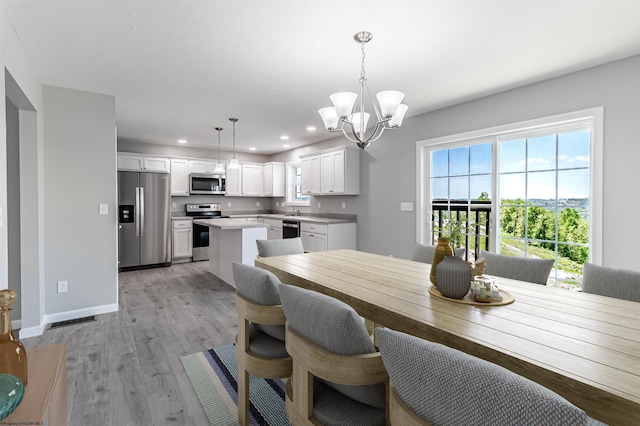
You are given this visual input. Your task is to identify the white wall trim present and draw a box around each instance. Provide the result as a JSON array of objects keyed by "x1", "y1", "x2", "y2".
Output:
[{"x1": 18, "y1": 302, "x2": 118, "y2": 339}]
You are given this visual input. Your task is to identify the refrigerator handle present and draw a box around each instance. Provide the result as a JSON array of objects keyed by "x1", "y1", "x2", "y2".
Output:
[
  {"x1": 140, "y1": 186, "x2": 145, "y2": 237},
  {"x1": 135, "y1": 186, "x2": 141, "y2": 237}
]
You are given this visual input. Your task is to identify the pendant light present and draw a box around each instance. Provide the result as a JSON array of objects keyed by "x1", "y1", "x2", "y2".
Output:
[
  {"x1": 227, "y1": 117, "x2": 240, "y2": 170},
  {"x1": 212, "y1": 127, "x2": 225, "y2": 174}
]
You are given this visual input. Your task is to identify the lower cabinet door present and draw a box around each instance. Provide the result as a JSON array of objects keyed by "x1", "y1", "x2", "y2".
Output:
[
  {"x1": 301, "y1": 231, "x2": 327, "y2": 252},
  {"x1": 172, "y1": 228, "x2": 193, "y2": 258}
]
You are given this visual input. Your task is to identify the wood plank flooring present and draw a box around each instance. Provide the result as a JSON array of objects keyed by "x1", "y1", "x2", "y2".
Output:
[{"x1": 21, "y1": 261, "x2": 237, "y2": 426}]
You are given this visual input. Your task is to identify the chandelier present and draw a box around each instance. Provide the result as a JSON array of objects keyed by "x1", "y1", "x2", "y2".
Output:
[
  {"x1": 318, "y1": 31, "x2": 408, "y2": 149},
  {"x1": 212, "y1": 127, "x2": 225, "y2": 174}
]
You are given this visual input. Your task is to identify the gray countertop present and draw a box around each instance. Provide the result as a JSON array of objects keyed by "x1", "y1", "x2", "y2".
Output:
[
  {"x1": 193, "y1": 218, "x2": 268, "y2": 230},
  {"x1": 229, "y1": 214, "x2": 356, "y2": 224}
]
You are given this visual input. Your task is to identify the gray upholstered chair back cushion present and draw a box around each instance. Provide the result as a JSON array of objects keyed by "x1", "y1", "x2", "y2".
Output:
[
  {"x1": 411, "y1": 243, "x2": 465, "y2": 263},
  {"x1": 376, "y1": 328, "x2": 587, "y2": 425},
  {"x1": 232, "y1": 262, "x2": 285, "y2": 341},
  {"x1": 256, "y1": 237, "x2": 304, "y2": 257},
  {"x1": 279, "y1": 283, "x2": 385, "y2": 409},
  {"x1": 582, "y1": 262, "x2": 640, "y2": 302},
  {"x1": 481, "y1": 250, "x2": 553, "y2": 284}
]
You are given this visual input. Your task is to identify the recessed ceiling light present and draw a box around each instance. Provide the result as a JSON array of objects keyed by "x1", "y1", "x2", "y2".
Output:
[
  {"x1": 249, "y1": 147, "x2": 256, "y2": 151},
  {"x1": 178, "y1": 139, "x2": 187, "y2": 144},
  {"x1": 280, "y1": 135, "x2": 289, "y2": 140},
  {"x1": 306, "y1": 126, "x2": 316, "y2": 131},
  {"x1": 283, "y1": 144, "x2": 290, "y2": 148}
]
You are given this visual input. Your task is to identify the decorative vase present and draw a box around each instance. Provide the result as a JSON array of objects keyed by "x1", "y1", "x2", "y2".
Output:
[
  {"x1": 0, "y1": 374, "x2": 24, "y2": 420},
  {"x1": 430, "y1": 237, "x2": 454, "y2": 285},
  {"x1": 0, "y1": 291, "x2": 27, "y2": 386},
  {"x1": 435, "y1": 256, "x2": 471, "y2": 299}
]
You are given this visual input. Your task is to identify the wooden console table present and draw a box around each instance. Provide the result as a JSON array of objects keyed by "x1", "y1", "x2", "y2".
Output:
[{"x1": 2, "y1": 343, "x2": 67, "y2": 425}]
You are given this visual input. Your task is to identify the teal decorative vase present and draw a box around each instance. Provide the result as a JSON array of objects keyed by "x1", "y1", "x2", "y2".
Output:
[
  {"x1": 435, "y1": 256, "x2": 471, "y2": 298},
  {"x1": 0, "y1": 374, "x2": 24, "y2": 420}
]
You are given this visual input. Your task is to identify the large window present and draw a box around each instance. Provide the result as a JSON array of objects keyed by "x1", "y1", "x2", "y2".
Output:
[{"x1": 417, "y1": 108, "x2": 603, "y2": 289}]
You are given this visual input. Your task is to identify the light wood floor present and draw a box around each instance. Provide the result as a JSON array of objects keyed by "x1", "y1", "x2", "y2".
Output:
[{"x1": 21, "y1": 261, "x2": 237, "y2": 426}]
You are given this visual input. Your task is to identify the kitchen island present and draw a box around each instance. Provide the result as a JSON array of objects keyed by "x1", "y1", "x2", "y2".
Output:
[{"x1": 193, "y1": 218, "x2": 267, "y2": 288}]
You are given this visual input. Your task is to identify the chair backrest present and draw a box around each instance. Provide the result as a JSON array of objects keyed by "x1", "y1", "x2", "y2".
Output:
[
  {"x1": 481, "y1": 250, "x2": 553, "y2": 284},
  {"x1": 582, "y1": 262, "x2": 640, "y2": 302},
  {"x1": 279, "y1": 284, "x2": 386, "y2": 410},
  {"x1": 411, "y1": 243, "x2": 465, "y2": 263},
  {"x1": 376, "y1": 327, "x2": 587, "y2": 426},
  {"x1": 256, "y1": 237, "x2": 305, "y2": 257},
  {"x1": 233, "y1": 262, "x2": 285, "y2": 341}
]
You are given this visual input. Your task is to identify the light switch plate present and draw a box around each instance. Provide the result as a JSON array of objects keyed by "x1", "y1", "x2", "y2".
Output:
[
  {"x1": 400, "y1": 202, "x2": 414, "y2": 211},
  {"x1": 99, "y1": 204, "x2": 108, "y2": 215}
]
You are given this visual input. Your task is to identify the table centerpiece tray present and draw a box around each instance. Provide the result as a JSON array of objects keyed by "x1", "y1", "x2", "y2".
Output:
[{"x1": 428, "y1": 285, "x2": 515, "y2": 306}]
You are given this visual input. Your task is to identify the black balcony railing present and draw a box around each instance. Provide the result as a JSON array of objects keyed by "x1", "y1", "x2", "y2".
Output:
[{"x1": 431, "y1": 200, "x2": 492, "y2": 260}]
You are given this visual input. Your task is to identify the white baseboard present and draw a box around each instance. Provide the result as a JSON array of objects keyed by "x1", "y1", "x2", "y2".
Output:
[
  {"x1": 17, "y1": 303, "x2": 119, "y2": 339},
  {"x1": 11, "y1": 319, "x2": 21, "y2": 330}
]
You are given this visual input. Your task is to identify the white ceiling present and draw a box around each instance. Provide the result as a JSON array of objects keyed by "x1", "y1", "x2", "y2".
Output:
[{"x1": 2, "y1": 0, "x2": 640, "y2": 154}]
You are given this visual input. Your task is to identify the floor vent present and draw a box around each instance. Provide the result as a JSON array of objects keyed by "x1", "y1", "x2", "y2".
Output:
[{"x1": 50, "y1": 315, "x2": 96, "y2": 329}]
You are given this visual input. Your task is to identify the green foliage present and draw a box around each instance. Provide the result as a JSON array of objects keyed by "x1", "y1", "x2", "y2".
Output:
[{"x1": 499, "y1": 199, "x2": 589, "y2": 264}]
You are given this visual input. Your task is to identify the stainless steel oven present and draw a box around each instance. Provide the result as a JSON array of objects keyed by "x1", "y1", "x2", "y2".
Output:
[
  {"x1": 185, "y1": 203, "x2": 228, "y2": 261},
  {"x1": 282, "y1": 219, "x2": 300, "y2": 239}
]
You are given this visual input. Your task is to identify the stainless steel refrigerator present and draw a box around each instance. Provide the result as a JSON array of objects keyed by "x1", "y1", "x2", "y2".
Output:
[{"x1": 118, "y1": 171, "x2": 171, "y2": 270}]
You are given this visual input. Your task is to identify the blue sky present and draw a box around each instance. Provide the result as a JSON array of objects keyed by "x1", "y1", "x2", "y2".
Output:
[{"x1": 431, "y1": 129, "x2": 590, "y2": 201}]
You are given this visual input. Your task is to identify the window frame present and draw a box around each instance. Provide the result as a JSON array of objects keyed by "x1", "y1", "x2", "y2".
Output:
[
  {"x1": 285, "y1": 161, "x2": 310, "y2": 206},
  {"x1": 416, "y1": 107, "x2": 604, "y2": 266}
]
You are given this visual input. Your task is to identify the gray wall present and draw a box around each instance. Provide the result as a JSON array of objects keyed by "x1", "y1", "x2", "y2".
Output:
[
  {"x1": 5, "y1": 97, "x2": 20, "y2": 320},
  {"x1": 271, "y1": 54, "x2": 640, "y2": 270},
  {"x1": 43, "y1": 85, "x2": 118, "y2": 314}
]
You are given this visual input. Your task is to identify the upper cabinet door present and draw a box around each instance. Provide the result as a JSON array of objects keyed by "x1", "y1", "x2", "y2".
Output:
[
  {"x1": 301, "y1": 155, "x2": 321, "y2": 195},
  {"x1": 143, "y1": 157, "x2": 171, "y2": 172},
  {"x1": 242, "y1": 163, "x2": 263, "y2": 196},
  {"x1": 225, "y1": 166, "x2": 242, "y2": 196},
  {"x1": 170, "y1": 159, "x2": 190, "y2": 196},
  {"x1": 117, "y1": 154, "x2": 144, "y2": 170}
]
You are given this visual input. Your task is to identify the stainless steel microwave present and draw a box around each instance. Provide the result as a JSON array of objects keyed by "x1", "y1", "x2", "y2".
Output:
[{"x1": 189, "y1": 173, "x2": 226, "y2": 195}]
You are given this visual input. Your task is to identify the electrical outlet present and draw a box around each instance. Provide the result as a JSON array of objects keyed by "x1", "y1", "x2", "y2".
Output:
[
  {"x1": 317, "y1": 202, "x2": 321, "y2": 209},
  {"x1": 227, "y1": 202, "x2": 232, "y2": 208},
  {"x1": 57, "y1": 280, "x2": 68, "y2": 293},
  {"x1": 172, "y1": 202, "x2": 177, "y2": 208},
  {"x1": 99, "y1": 203, "x2": 108, "y2": 215},
  {"x1": 256, "y1": 201, "x2": 261, "y2": 207},
  {"x1": 342, "y1": 202, "x2": 346, "y2": 209},
  {"x1": 276, "y1": 202, "x2": 279, "y2": 207},
  {"x1": 400, "y1": 202, "x2": 414, "y2": 211}
]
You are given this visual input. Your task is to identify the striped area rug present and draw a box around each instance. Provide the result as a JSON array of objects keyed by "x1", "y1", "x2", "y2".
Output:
[{"x1": 181, "y1": 344, "x2": 290, "y2": 426}]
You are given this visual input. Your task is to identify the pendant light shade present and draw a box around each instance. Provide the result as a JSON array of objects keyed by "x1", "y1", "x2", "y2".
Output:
[{"x1": 227, "y1": 118, "x2": 240, "y2": 170}]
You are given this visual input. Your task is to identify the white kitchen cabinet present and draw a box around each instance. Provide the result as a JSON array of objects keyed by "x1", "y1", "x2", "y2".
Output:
[
  {"x1": 301, "y1": 155, "x2": 321, "y2": 195},
  {"x1": 263, "y1": 162, "x2": 285, "y2": 197},
  {"x1": 170, "y1": 158, "x2": 190, "y2": 196},
  {"x1": 301, "y1": 146, "x2": 359, "y2": 196},
  {"x1": 143, "y1": 156, "x2": 171, "y2": 172},
  {"x1": 300, "y1": 221, "x2": 356, "y2": 252},
  {"x1": 117, "y1": 153, "x2": 170, "y2": 172},
  {"x1": 242, "y1": 163, "x2": 263, "y2": 196},
  {"x1": 264, "y1": 218, "x2": 283, "y2": 240},
  {"x1": 172, "y1": 219, "x2": 193, "y2": 259},
  {"x1": 225, "y1": 166, "x2": 242, "y2": 196},
  {"x1": 319, "y1": 148, "x2": 359, "y2": 195},
  {"x1": 188, "y1": 159, "x2": 224, "y2": 174}
]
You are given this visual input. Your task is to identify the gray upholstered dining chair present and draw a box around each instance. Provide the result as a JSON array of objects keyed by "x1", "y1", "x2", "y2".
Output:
[
  {"x1": 256, "y1": 237, "x2": 305, "y2": 257},
  {"x1": 233, "y1": 263, "x2": 292, "y2": 426},
  {"x1": 480, "y1": 250, "x2": 554, "y2": 285},
  {"x1": 279, "y1": 283, "x2": 388, "y2": 426},
  {"x1": 375, "y1": 327, "x2": 587, "y2": 426},
  {"x1": 411, "y1": 243, "x2": 465, "y2": 263},
  {"x1": 582, "y1": 262, "x2": 640, "y2": 302}
]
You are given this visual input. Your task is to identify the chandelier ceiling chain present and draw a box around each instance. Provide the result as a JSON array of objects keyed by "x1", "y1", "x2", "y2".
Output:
[{"x1": 318, "y1": 31, "x2": 408, "y2": 149}]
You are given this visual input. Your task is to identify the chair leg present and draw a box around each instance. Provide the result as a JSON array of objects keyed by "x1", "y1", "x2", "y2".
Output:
[{"x1": 238, "y1": 365, "x2": 250, "y2": 426}]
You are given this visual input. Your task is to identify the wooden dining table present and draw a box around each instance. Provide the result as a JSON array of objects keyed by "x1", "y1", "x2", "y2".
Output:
[{"x1": 255, "y1": 249, "x2": 640, "y2": 425}]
